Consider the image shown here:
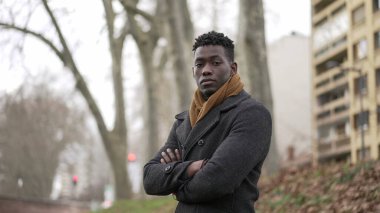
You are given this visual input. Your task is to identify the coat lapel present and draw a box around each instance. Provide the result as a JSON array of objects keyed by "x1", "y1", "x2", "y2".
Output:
[
  {"x1": 175, "y1": 112, "x2": 192, "y2": 146},
  {"x1": 176, "y1": 90, "x2": 251, "y2": 159},
  {"x1": 183, "y1": 106, "x2": 221, "y2": 157}
]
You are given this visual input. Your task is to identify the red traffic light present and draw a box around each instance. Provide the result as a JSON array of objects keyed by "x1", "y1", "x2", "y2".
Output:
[{"x1": 128, "y1": 152, "x2": 137, "y2": 162}]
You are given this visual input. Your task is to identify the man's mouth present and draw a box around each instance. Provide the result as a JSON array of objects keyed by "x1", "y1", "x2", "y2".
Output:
[{"x1": 200, "y1": 79, "x2": 215, "y2": 85}]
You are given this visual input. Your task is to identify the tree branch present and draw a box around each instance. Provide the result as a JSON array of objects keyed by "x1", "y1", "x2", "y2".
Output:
[
  {"x1": 116, "y1": 21, "x2": 130, "y2": 45},
  {"x1": 0, "y1": 22, "x2": 64, "y2": 62},
  {"x1": 102, "y1": 0, "x2": 115, "y2": 41},
  {"x1": 40, "y1": 0, "x2": 71, "y2": 57},
  {"x1": 40, "y1": 0, "x2": 110, "y2": 142},
  {"x1": 102, "y1": 0, "x2": 130, "y2": 50},
  {"x1": 118, "y1": 0, "x2": 143, "y2": 44},
  {"x1": 118, "y1": 0, "x2": 154, "y2": 23}
]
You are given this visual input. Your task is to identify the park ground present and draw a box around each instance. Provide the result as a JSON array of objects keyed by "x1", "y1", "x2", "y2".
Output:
[
  {"x1": 96, "y1": 160, "x2": 380, "y2": 213},
  {"x1": 1, "y1": 160, "x2": 378, "y2": 212}
]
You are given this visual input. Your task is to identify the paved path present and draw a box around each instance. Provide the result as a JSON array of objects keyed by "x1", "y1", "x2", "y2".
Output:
[{"x1": 0, "y1": 196, "x2": 89, "y2": 213}]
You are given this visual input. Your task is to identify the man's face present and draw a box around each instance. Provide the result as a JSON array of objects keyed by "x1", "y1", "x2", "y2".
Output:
[{"x1": 193, "y1": 45, "x2": 237, "y2": 100}]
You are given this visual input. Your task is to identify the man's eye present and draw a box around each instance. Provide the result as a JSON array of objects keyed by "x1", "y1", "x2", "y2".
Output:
[
  {"x1": 195, "y1": 63, "x2": 203, "y2": 68},
  {"x1": 213, "y1": 61, "x2": 221, "y2": 66}
]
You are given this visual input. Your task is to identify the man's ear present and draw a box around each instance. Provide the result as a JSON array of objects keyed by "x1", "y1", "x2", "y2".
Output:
[
  {"x1": 230, "y1": 62, "x2": 238, "y2": 75},
  {"x1": 192, "y1": 67, "x2": 195, "y2": 76}
]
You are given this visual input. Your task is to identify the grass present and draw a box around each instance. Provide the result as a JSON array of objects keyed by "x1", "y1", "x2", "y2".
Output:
[
  {"x1": 95, "y1": 161, "x2": 380, "y2": 213},
  {"x1": 93, "y1": 196, "x2": 177, "y2": 213}
]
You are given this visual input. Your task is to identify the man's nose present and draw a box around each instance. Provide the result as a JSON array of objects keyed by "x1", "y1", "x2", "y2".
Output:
[{"x1": 202, "y1": 63, "x2": 212, "y2": 75}]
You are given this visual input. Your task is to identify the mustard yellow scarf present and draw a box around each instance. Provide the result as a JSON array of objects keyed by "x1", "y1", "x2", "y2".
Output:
[{"x1": 189, "y1": 73, "x2": 244, "y2": 127}]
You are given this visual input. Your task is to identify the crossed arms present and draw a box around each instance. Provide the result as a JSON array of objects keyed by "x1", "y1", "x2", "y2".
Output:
[
  {"x1": 160, "y1": 148, "x2": 205, "y2": 177},
  {"x1": 143, "y1": 105, "x2": 272, "y2": 203}
]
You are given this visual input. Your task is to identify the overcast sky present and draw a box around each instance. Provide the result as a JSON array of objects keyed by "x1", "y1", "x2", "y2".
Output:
[
  {"x1": 265, "y1": 0, "x2": 311, "y2": 42},
  {"x1": 0, "y1": 0, "x2": 311, "y2": 129}
]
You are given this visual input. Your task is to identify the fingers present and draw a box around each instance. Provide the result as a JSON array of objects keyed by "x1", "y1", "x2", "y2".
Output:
[
  {"x1": 160, "y1": 148, "x2": 182, "y2": 164},
  {"x1": 161, "y1": 151, "x2": 171, "y2": 164},
  {"x1": 175, "y1": 149, "x2": 181, "y2": 161},
  {"x1": 166, "y1": 148, "x2": 176, "y2": 161}
]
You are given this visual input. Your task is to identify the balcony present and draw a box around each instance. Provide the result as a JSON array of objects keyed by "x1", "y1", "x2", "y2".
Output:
[
  {"x1": 312, "y1": 0, "x2": 345, "y2": 24},
  {"x1": 315, "y1": 65, "x2": 340, "y2": 85},
  {"x1": 314, "y1": 37, "x2": 347, "y2": 66},
  {"x1": 317, "y1": 134, "x2": 351, "y2": 160},
  {"x1": 315, "y1": 72, "x2": 348, "y2": 95},
  {"x1": 316, "y1": 99, "x2": 349, "y2": 126},
  {"x1": 316, "y1": 95, "x2": 348, "y2": 114},
  {"x1": 312, "y1": 0, "x2": 323, "y2": 6}
]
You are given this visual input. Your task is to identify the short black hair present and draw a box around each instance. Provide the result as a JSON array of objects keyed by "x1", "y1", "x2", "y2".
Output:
[{"x1": 192, "y1": 31, "x2": 235, "y2": 62}]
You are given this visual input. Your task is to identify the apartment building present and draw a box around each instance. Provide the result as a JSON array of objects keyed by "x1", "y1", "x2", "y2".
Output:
[{"x1": 311, "y1": 0, "x2": 380, "y2": 164}]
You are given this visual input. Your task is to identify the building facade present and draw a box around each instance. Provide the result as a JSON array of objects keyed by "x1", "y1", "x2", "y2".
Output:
[
  {"x1": 311, "y1": 0, "x2": 380, "y2": 164},
  {"x1": 268, "y1": 33, "x2": 312, "y2": 164}
]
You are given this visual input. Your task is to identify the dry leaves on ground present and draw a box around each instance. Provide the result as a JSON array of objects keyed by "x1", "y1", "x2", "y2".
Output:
[{"x1": 256, "y1": 160, "x2": 380, "y2": 213}]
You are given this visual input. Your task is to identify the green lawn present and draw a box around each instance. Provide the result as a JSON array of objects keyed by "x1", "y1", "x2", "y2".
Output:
[{"x1": 93, "y1": 196, "x2": 177, "y2": 213}]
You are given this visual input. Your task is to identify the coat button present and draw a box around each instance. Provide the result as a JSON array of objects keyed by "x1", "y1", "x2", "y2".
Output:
[
  {"x1": 164, "y1": 165, "x2": 172, "y2": 173},
  {"x1": 197, "y1": 139, "x2": 205, "y2": 146}
]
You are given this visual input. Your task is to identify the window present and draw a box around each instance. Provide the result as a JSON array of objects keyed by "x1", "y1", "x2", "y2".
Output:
[
  {"x1": 334, "y1": 105, "x2": 348, "y2": 114},
  {"x1": 317, "y1": 111, "x2": 331, "y2": 120},
  {"x1": 374, "y1": 0, "x2": 380, "y2": 12},
  {"x1": 375, "y1": 31, "x2": 380, "y2": 49},
  {"x1": 354, "y1": 111, "x2": 369, "y2": 130},
  {"x1": 333, "y1": 71, "x2": 346, "y2": 81},
  {"x1": 335, "y1": 122, "x2": 347, "y2": 136},
  {"x1": 352, "y1": 4, "x2": 365, "y2": 26},
  {"x1": 354, "y1": 39, "x2": 368, "y2": 60},
  {"x1": 316, "y1": 79, "x2": 330, "y2": 88},
  {"x1": 317, "y1": 84, "x2": 348, "y2": 106},
  {"x1": 313, "y1": 7, "x2": 348, "y2": 51},
  {"x1": 354, "y1": 75, "x2": 367, "y2": 95},
  {"x1": 317, "y1": 125, "x2": 331, "y2": 140}
]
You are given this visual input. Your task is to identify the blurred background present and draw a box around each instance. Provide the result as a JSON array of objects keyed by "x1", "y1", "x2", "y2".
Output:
[{"x1": 0, "y1": 0, "x2": 379, "y2": 212}]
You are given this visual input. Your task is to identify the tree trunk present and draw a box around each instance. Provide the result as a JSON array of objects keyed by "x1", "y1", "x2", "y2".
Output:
[
  {"x1": 238, "y1": 0, "x2": 280, "y2": 175},
  {"x1": 165, "y1": 0, "x2": 193, "y2": 111},
  {"x1": 107, "y1": 133, "x2": 130, "y2": 198},
  {"x1": 103, "y1": 0, "x2": 132, "y2": 198},
  {"x1": 140, "y1": 49, "x2": 161, "y2": 159}
]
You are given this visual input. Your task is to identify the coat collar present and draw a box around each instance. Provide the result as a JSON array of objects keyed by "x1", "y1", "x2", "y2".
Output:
[
  {"x1": 175, "y1": 90, "x2": 251, "y2": 120},
  {"x1": 175, "y1": 90, "x2": 250, "y2": 157}
]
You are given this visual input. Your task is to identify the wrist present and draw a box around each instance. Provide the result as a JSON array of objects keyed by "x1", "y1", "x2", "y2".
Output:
[{"x1": 186, "y1": 160, "x2": 205, "y2": 177}]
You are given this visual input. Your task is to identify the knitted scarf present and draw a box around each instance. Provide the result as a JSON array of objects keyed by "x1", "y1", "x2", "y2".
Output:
[{"x1": 189, "y1": 73, "x2": 244, "y2": 127}]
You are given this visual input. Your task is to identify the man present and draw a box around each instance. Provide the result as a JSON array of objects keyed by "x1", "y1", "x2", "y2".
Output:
[{"x1": 143, "y1": 31, "x2": 272, "y2": 212}]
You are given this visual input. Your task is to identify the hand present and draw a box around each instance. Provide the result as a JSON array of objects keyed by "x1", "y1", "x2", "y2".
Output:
[
  {"x1": 186, "y1": 160, "x2": 205, "y2": 177},
  {"x1": 160, "y1": 148, "x2": 181, "y2": 164}
]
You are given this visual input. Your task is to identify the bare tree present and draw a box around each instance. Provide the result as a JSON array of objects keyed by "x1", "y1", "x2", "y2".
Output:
[
  {"x1": 0, "y1": 0, "x2": 132, "y2": 198},
  {"x1": 0, "y1": 82, "x2": 90, "y2": 199},
  {"x1": 238, "y1": 0, "x2": 279, "y2": 175},
  {"x1": 119, "y1": 0, "x2": 194, "y2": 158}
]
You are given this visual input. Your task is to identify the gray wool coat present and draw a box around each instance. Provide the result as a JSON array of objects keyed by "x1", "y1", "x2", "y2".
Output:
[{"x1": 143, "y1": 90, "x2": 272, "y2": 213}]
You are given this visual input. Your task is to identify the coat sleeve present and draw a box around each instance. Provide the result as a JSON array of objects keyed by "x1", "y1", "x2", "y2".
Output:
[
  {"x1": 175, "y1": 104, "x2": 272, "y2": 203},
  {"x1": 143, "y1": 120, "x2": 193, "y2": 195}
]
